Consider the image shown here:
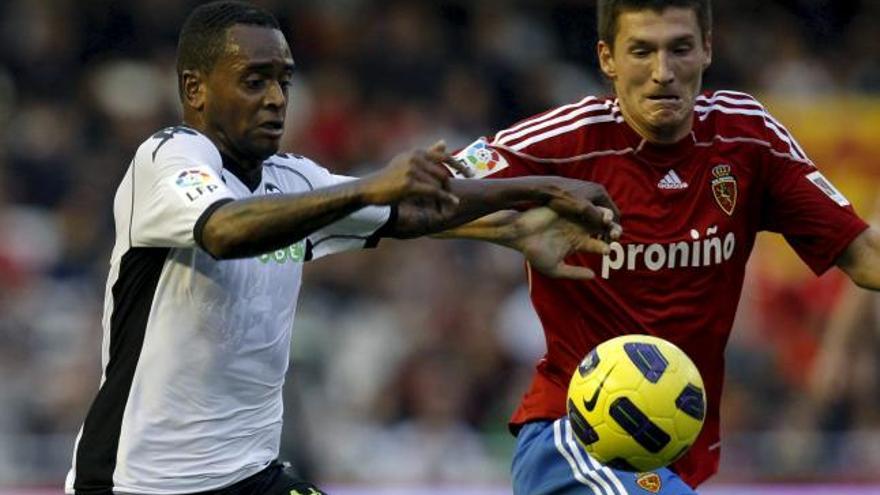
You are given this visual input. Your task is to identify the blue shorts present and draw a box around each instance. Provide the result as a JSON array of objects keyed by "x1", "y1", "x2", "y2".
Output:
[{"x1": 511, "y1": 418, "x2": 697, "y2": 495}]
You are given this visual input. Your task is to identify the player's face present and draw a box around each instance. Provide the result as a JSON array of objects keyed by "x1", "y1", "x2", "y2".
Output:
[
  {"x1": 203, "y1": 25, "x2": 294, "y2": 162},
  {"x1": 598, "y1": 7, "x2": 711, "y2": 144}
]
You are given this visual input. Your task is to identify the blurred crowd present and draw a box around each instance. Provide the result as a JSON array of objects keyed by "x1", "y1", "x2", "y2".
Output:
[{"x1": 1, "y1": 0, "x2": 880, "y2": 487}]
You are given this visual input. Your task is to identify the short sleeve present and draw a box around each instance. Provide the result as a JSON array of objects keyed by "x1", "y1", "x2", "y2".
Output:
[
  {"x1": 450, "y1": 137, "x2": 550, "y2": 179},
  {"x1": 301, "y1": 169, "x2": 391, "y2": 260},
  {"x1": 130, "y1": 127, "x2": 236, "y2": 248},
  {"x1": 760, "y1": 146, "x2": 868, "y2": 275},
  {"x1": 448, "y1": 96, "x2": 617, "y2": 179}
]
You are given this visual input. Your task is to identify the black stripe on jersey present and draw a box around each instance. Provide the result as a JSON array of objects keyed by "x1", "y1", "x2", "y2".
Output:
[
  {"x1": 364, "y1": 204, "x2": 398, "y2": 248},
  {"x1": 304, "y1": 239, "x2": 314, "y2": 262},
  {"x1": 309, "y1": 207, "x2": 394, "y2": 254},
  {"x1": 264, "y1": 162, "x2": 314, "y2": 191},
  {"x1": 310, "y1": 234, "x2": 371, "y2": 248},
  {"x1": 74, "y1": 248, "x2": 170, "y2": 495},
  {"x1": 305, "y1": 235, "x2": 374, "y2": 261}
]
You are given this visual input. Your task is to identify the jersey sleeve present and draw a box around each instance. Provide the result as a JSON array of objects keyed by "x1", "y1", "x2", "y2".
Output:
[
  {"x1": 450, "y1": 136, "x2": 549, "y2": 179},
  {"x1": 758, "y1": 120, "x2": 868, "y2": 274},
  {"x1": 449, "y1": 96, "x2": 615, "y2": 179},
  {"x1": 296, "y1": 165, "x2": 390, "y2": 260},
  {"x1": 129, "y1": 128, "x2": 235, "y2": 248}
]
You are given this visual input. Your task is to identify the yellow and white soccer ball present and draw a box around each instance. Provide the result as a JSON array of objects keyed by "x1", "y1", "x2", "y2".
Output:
[{"x1": 567, "y1": 334, "x2": 706, "y2": 472}]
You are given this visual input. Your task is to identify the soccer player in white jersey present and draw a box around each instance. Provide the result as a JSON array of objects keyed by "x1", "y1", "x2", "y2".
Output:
[{"x1": 65, "y1": 2, "x2": 623, "y2": 494}]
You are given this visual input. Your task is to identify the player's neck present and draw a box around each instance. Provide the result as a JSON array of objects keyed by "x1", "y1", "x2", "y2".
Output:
[
  {"x1": 222, "y1": 153, "x2": 262, "y2": 191},
  {"x1": 182, "y1": 117, "x2": 264, "y2": 191},
  {"x1": 184, "y1": 118, "x2": 264, "y2": 172},
  {"x1": 212, "y1": 140, "x2": 263, "y2": 173}
]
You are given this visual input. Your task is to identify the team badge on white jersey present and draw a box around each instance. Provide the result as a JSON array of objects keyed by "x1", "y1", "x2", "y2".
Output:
[
  {"x1": 657, "y1": 169, "x2": 688, "y2": 190},
  {"x1": 710, "y1": 164, "x2": 737, "y2": 216}
]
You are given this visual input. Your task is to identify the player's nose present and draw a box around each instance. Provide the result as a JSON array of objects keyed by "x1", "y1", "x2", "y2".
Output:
[
  {"x1": 652, "y1": 52, "x2": 675, "y2": 85},
  {"x1": 263, "y1": 80, "x2": 286, "y2": 108}
]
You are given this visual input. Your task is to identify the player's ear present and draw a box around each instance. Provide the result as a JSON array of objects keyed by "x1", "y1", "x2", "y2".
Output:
[
  {"x1": 597, "y1": 40, "x2": 617, "y2": 80},
  {"x1": 701, "y1": 31, "x2": 713, "y2": 70},
  {"x1": 181, "y1": 69, "x2": 206, "y2": 111}
]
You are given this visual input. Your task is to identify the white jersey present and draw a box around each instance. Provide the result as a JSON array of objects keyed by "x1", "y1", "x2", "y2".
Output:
[{"x1": 66, "y1": 126, "x2": 389, "y2": 494}]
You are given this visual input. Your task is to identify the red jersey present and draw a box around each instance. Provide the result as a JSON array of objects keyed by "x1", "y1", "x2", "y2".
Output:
[{"x1": 453, "y1": 90, "x2": 868, "y2": 487}]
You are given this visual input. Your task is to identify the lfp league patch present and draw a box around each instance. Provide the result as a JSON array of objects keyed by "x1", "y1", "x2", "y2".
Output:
[
  {"x1": 169, "y1": 167, "x2": 224, "y2": 203},
  {"x1": 450, "y1": 138, "x2": 510, "y2": 178},
  {"x1": 806, "y1": 170, "x2": 851, "y2": 207}
]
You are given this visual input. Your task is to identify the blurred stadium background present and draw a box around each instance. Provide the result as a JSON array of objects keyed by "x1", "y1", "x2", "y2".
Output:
[{"x1": 1, "y1": 0, "x2": 879, "y2": 493}]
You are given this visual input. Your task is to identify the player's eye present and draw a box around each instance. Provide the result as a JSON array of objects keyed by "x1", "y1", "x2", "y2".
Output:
[
  {"x1": 630, "y1": 47, "x2": 651, "y2": 58},
  {"x1": 243, "y1": 77, "x2": 266, "y2": 90},
  {"x1": 673, "y1": 45, "x2": 693, "y2": 55}
]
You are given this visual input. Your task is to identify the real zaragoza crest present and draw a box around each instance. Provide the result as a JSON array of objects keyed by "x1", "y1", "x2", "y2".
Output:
[
  {"x1": 636, "y1": 472, "x2": 662, "y2": 493},
  {"x1": 710, "y1": 164, "x2": 737, "y2": 216}
]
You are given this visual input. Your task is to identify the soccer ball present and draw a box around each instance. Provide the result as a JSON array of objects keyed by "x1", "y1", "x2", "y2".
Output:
[{"x1": 566, "y1": 334, "x2": 706, "y2": 472}]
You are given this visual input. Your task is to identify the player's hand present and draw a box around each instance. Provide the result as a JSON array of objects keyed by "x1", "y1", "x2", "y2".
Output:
[
  {"x1": 533, "y1": 177, "x2": 622, "y2": 241},
  {"x1": 506, "y1": 207, "x2": 611, "y2": 280},
  {"x1": 360, "y1": 141, "x2": 471, "y2": 207}
]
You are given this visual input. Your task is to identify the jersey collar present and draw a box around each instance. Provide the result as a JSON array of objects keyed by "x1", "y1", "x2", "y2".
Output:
[
  {"x1": 619, "y1": 117, "x2": 697, "y2": 168},
  {"x1": 220, "y1": 152, "x2": 262, "y2": 192}
]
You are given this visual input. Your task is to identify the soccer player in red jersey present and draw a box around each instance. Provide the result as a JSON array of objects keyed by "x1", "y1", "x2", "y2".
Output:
[{"x1": 448, "y1": 1, "x2": 880, "y2": 493}]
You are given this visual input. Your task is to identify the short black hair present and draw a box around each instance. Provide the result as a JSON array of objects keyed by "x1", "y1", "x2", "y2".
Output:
[
  {"x1": 598, "y1": 0, "x2": 712, "y2": 47},
  {"x1": 176, "y1": 1, "x2": 280, "y2": 94}
]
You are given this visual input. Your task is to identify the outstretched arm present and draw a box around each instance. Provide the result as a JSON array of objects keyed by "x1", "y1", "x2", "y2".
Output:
[
  {"x1": 201, "y1": 146, "x2": 469, "y2": 259},
  {"x1": 433, "y1": 207, "x2": 615, "y2": 280}
]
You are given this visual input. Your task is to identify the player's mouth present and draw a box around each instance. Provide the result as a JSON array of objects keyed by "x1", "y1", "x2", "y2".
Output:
[
  {"x1": 646, "y1": 94, "x2": 682, "y2": 113},
  {"x1": 646, "y1": 94, "x2": 680, "y2": 102},
  {"x1": 257, "y1": 120, "x2": 284, "y2": 137}
]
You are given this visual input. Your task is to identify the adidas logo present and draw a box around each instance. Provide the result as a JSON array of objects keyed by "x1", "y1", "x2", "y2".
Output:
[{"x1": 658, "y1": 170, "x2": 688, "y2": 190}]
